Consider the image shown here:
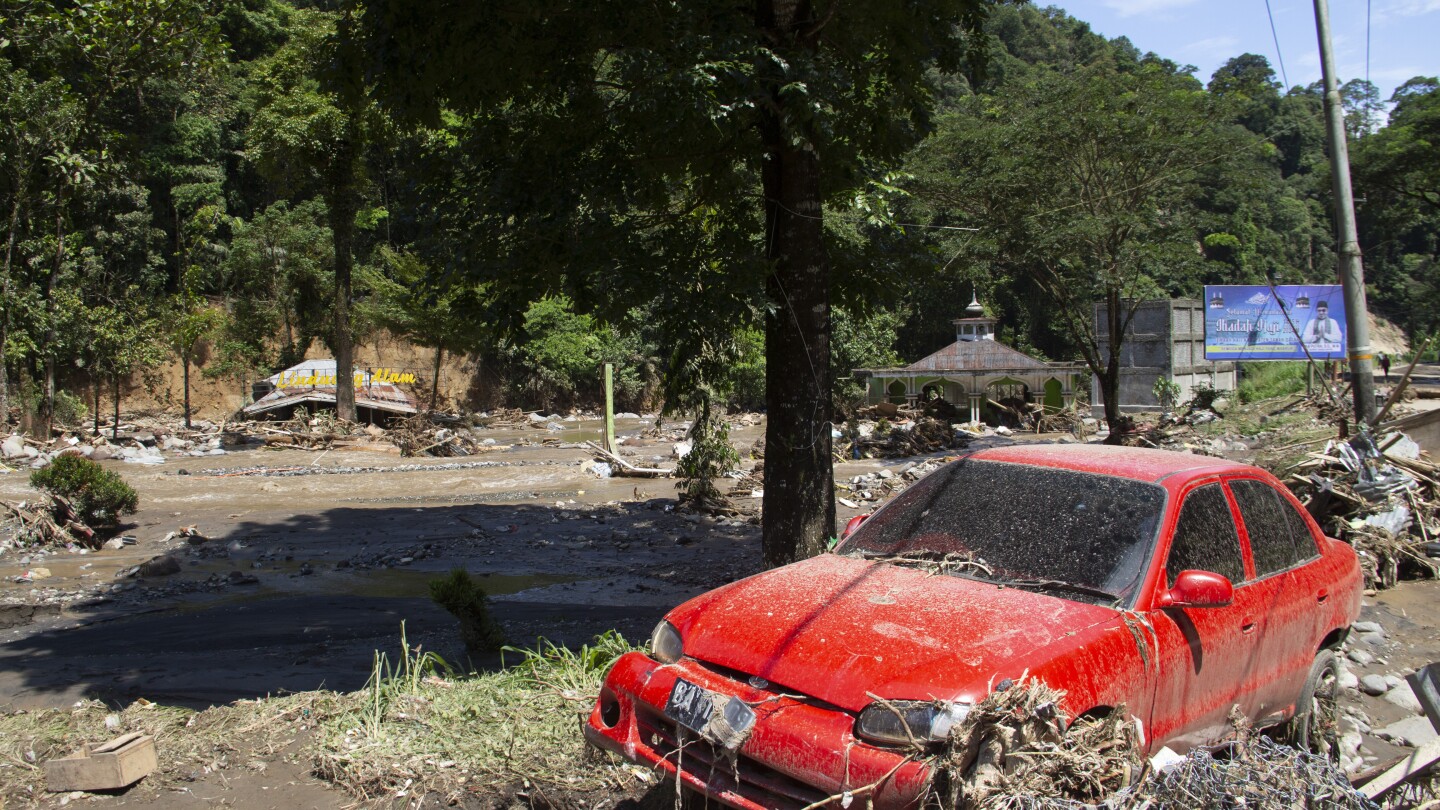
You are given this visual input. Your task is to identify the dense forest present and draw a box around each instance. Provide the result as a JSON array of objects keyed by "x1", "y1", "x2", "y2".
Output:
[{"x1": 2, "y1": 1, "x2": 1438, "y2": 550}]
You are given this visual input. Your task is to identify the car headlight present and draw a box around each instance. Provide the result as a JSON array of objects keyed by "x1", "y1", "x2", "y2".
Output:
[
  {"x1": 650, "y1": 620, "x2": 684, "y2": 664},
  {"x1": 855, "y1": 700, "x2": 970, "y2": 746}
]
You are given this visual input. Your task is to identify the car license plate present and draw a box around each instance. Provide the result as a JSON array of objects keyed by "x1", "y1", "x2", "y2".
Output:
[{"x1": 664, "y1": 678, "x2": 715, "y2": 734}]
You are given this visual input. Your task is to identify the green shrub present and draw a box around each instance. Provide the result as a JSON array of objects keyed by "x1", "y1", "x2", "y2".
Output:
[
  {"x1": 52, "y1": 390, "x2": 90, "y2": 426},
  {"x1": 675, "y1": 415, "x2": 740, "y2": 503},
  {"x1": 1237, "y1": 362, "x2": 1308, "y2": 403},
  {"x1": 429, "y1": 569, "x2": 506, "y2": 654},
  {"x1": 29, "y1": 455, "x2": 138, "y2": 528}
]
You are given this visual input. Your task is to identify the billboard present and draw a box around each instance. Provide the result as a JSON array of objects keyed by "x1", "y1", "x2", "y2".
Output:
[{"x1": 1203, "y1": 285, "x2": 1346, "y2": 361}]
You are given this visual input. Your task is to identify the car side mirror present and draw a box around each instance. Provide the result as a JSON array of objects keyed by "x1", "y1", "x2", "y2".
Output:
[
  {"x1": 841, "y1": 514, "x2": 869, "y2": 540},
  {"x1": 1158, "y1": 570, "x2": 1234, "y2": 608}
]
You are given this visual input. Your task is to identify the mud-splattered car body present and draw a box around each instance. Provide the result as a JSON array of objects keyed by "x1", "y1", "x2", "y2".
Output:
[{"x1": 584, "y1": 445, "x2": 1362, "y2": 809}]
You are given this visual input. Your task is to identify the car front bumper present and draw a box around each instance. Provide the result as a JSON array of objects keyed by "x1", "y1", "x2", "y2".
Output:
[{"x1": 585, "y1": 651, "x2": 932, "y2": 810}]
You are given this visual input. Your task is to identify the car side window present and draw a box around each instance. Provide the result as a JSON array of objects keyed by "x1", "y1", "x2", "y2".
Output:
[
  {"x1": 1231, "y1": 479, "x2": 1317, "y2": 576},
  {"x1": 1167, "y1": 484, "x2": 1244, "y2": 587}
]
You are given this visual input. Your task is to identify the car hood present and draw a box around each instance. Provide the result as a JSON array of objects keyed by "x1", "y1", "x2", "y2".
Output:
[{"x1": 668, "y1": 554, "x2": 1123, "y2": 712}]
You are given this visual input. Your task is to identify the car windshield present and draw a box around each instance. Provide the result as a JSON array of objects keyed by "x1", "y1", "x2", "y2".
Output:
[{"x1": 836, "y1": 458, "x2": 1166, "y2": 606}]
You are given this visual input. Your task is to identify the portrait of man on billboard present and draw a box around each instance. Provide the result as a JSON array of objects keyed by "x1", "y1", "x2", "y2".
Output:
[{"x1": 1302, "y1": 300, "x2": 1343, "y2": 346}]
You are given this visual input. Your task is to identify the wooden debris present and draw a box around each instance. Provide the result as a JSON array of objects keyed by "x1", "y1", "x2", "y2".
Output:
[
  {"x1": 44, "y1": 732, "x2": 157, "y2": 792},
  {"x1": 584, "y1": 441, "x2": 671, "y2": 478}
]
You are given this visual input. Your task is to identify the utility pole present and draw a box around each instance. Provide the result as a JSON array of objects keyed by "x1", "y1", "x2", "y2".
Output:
[{"x1": 1313, "y1": 0, "x2": 1377, "y2": 425}]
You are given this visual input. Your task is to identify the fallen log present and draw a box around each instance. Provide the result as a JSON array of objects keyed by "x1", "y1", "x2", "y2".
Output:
[{"x1": 584, "y1": 441, "x2": 671, "y2": 478}]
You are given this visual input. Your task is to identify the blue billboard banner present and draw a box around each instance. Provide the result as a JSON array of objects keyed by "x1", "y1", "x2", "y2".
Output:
[{"x1": 1203, "y1": 285, "x2": 1346, "y2": 361}]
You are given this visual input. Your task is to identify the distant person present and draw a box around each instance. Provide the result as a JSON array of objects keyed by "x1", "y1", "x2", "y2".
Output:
[
  {"x1": 1302, "y1": 301, "x2": 1342, "y2": 345},
  {"x1": 1380, "y1": 352, "x2": 1392, "y2": 382}
]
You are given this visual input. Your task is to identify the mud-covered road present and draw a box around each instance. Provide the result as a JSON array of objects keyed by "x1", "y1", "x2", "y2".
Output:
[{"x1": 0, "y1": 416, "x2": 912, "y2": 709}]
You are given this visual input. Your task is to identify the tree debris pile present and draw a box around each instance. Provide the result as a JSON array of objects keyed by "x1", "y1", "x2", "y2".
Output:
[
  {"x1": 389, "y1": 415, "x2": 487, "y2": 457},
  {"x1": 927, "y1": 678, "x2": 1372, "y2": 810},
  {"x1": 837, "y1": 417, "x2": 974, "y2": 460},
  {"x1": 1285, "y1": 432, "x2": 1438, "y2": 590},
  {"x1": 1, "y1": 495, "x2": 97, "y2": 553},
  {"x1": 932, "y1": 678, "x2": 1141, "y2": 810},
  {"x1": 837, "y1": 457, "x2": 951, "y2": 507}
]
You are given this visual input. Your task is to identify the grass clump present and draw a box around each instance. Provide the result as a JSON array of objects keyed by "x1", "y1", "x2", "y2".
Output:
[
  {"x1": 315, "y1": 630, "x2": 638, "y2": 804},
  {"x1": 29, "y1": 454, "x2": 138, "y2": 529},
  {"x1": 429, "y1": 568, "x2": 506, "y2": 653},
  {"x1": 1237, "y1": 361, "x2": 1309, "y2": 404}
]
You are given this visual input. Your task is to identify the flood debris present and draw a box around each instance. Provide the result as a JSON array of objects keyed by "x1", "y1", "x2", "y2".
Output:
[
  {"x1": 43, "y1": 732, "x2": 158, "y2": 792},
  {"x1": 1285, "y1": 431, "x2": 1439, "y2": 590},
  {"x1": 836, "y1": 417, "x2": 975, "y2": 460},
  {"x1": 932, "y1": 678, "x2": 1140, "y2": 810},
  {"x1": 1, "y1": 495, "x2": 98, "y2": 552},
  {"x1": 925, "y1": 678, "x2": 1372, "y2": 810}
]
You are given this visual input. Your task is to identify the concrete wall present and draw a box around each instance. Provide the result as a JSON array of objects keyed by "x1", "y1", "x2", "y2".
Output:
[{"x1": 1092, "y1": 299, "x2": 1237, "y2": 416}]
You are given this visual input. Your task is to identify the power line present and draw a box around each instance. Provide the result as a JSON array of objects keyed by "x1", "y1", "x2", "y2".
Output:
[{"x1": 1265, "y1": 0, "x2": 1291, "y2": 88}]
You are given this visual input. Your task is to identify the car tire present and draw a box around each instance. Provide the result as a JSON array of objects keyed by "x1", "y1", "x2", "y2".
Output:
[{"x1": 1282, "y1": 648, "x2": 1341, "y2": 760}]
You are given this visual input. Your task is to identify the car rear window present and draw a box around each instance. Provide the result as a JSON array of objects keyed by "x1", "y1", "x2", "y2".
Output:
[
  {"x1": 836, "y1": 458, "x2": 1166, "y2": 603},
  {"x1": 1230, "y1": 479, "x2": 1319, "y2": 577}
]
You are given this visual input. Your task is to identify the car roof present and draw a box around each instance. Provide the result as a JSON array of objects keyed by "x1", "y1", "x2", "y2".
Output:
[{"x1": 967, "y1": 443, "x2": 1256, "y2": 484}]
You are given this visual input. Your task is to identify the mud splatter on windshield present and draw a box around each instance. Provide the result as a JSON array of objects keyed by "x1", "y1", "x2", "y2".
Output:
[{"x1": 836, "y1": 458, "x2": 1165, "y2": 604}]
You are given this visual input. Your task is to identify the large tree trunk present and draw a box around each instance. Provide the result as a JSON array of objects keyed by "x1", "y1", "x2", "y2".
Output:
[
  {"x1": 1101, "y1": 289, "x2": 1125, "y2": 442},
  {"x1": 0, "y1": 197, "x2": 19, "y2": 425},
  {"x1": 328, "y1": 135, "x2": 360, "y2": 423},
  {"x1": 757, "y1": 0, "x2": 835, "y2": 568},
  {"x1": 182, "y1": 353, "x2": 192, "y2": 428},
  {"x1": 759, "y1": 132, "x2": 835, "y2": 569},
  {"x1": 39, "y1": 199, "x2": 64, "y2": 437},
  {"x1": 431, "y1": 345, "x2": 444, "y2": 411}
]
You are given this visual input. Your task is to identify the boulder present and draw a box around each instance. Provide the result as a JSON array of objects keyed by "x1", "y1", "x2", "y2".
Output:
[
  {"x1": 1359, "y1": 674, "x2": 1390, "y2": 695},
  {"x1": 1, "y1": 435, "x2": 25, "y2": 459}
]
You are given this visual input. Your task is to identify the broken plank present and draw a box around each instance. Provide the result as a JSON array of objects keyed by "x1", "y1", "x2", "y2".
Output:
[{"x1": 1360, "y1": 737, "x2": 1440, "y2": 799}]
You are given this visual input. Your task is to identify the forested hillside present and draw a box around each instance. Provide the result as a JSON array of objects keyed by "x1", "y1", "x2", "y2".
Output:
[{"x1": 1, "y1": 0, "x2": 1435, "y2": 430}]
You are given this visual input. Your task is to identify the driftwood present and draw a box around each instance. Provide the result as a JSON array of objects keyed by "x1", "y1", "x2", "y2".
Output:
[{"x1": 584, "y1": 441, "x2": 671, "y2": 478}]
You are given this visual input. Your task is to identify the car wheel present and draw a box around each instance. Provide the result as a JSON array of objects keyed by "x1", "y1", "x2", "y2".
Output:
[{"x1": 1282, "y1": 648, "x2": 1341, "y2": 760}]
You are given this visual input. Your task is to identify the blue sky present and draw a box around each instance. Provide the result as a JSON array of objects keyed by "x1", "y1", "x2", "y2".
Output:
[{"x1": 1043, "y1": 0, "x2": 1439, "y2": 103}]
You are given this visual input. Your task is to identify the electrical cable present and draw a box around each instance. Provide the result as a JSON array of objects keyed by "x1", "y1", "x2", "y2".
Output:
[
  {"x1": 1366, "y1": 0, "x2": 1372, "y2": 88},
  {"x1": 1265, "y1": 0, "x2": 1291, "y2": 88}
]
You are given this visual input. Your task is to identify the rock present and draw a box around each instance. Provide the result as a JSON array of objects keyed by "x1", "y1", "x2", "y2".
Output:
[
  {"x1": 1, "y1": 435, "x2": 24, "y2": 458},
  {"x1": 1353, "y1": 621, "x2": 1384, "y2": 635},
  {"x1": 90, "y1": 445, "x2": 115, "y2": 461},
  {"x1": 1360, "y1": 674, "x2": 1390, "y2": 695},
  {"x1": 137, "y1": 556, "x2": 181, "y2": 578},
  {"x1": 1347, "y1": 649, "x2": 1375, "y2": 666},
  {"x1": 878, "y1": 468, "x2": 894, "y2": 479},
  {"x1": 1385, "y1": 687, "x2": 1424, "y2": 714},
  {"x1": 1338, "y1": 667, "x2": 1360, "y2": 691},
  {"x1": 1358, "y1": 632, "x2": 1387, "y2": 647},
  {"x1": 103, "y1": 538, "x2": 126, "y2": 550},
  {"x1": 132, "y1": 432, "x2": 155, "y2": 445},
  {"x1": 22, "y1": 444, "x2": 39, "y2": 458},
  {"x1": 1211, "y1": 397, "x2": 1232, "y2": 414},
  {"x1": 1378, "y1": 715, "x2": 1439, "y2": 747}
]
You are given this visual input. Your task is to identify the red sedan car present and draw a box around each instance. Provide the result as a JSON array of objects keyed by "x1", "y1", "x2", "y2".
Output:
[{"x1": 585, "y1": 445, "x2": 1361, "y2": 809}]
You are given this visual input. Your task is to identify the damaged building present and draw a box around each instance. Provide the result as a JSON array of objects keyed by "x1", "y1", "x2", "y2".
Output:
[{"x1": 243, "y1": 359, "x2": 419, "y2": 424}]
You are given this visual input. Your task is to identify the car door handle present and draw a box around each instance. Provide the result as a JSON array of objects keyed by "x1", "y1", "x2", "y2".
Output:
[
  {"x1": 1317, "y1": 589, "x2": 1330, "y2": 604},
  {"x1": 1241, "y1": 620, "x2": 1258, "y2": 634}
]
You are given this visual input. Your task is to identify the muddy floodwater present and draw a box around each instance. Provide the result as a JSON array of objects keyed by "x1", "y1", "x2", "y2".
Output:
[{"x1": 0, "y1": 416, "x2": 803, "y2": 709}]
